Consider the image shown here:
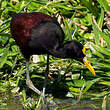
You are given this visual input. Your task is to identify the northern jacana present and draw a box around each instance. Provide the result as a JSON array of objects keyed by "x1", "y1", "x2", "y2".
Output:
[{"x1": 10, "y1": 12, "x2": 95, "y2": 98}]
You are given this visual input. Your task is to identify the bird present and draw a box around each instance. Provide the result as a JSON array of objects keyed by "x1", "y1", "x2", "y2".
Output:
[{"x1": 10, "y1": 12, "x2": 95, "y2": 99}]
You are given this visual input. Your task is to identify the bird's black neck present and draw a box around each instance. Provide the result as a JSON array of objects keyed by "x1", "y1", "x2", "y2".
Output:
[
  {"x1": 50, "y1": 47, "x2": 67, "y2": 58},
  {"x1": 49, "y1": 41, "x2": 73, "y2": 59}
]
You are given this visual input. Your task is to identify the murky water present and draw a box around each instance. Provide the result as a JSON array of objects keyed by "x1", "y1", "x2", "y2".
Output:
[
  {"x1": 52, "y1": 98, "x2": 100, "y2": 110},
  {"x1": 0, "y1": 89, "x2": 23, "y2": 110},
  {"x1": 0, "y1": 89, "x2": 110, "y2": 110}
]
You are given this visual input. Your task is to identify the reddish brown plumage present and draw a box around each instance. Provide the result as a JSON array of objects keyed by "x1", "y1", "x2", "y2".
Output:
[
  {"x1": 10, "y1": 12, "x2": 57, "y2": 49},
  {"x1": 10, "y1": 12, "x2": 85, "y2": 62}
]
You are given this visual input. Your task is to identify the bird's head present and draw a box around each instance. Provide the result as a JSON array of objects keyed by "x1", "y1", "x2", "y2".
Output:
[{"x1": 65, "y1": 40, "x2": 95, "y2": 75}]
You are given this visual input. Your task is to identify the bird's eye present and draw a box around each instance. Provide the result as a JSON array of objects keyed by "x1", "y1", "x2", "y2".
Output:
[{"x1": 82, "y1": 46, "x2": 86, "y2": 55}]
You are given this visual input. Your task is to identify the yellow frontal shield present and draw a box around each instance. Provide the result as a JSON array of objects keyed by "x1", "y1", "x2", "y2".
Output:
[{"x1": 82, "y1": 46, "x2": 86, "y2": 55}]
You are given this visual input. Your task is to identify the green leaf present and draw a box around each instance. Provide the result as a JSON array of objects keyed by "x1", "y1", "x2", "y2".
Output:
[
  {"x1": 0, "y1": 48, "x2": 9, "y2": 68},
  {"x1": 22, "y1": 90, "x2": 26, "y2": 103},
  {"x1": 83, "y1": 78, "x2": 101, "y2": 94},
  {"x1": 99, "y1": 81, "x2": 110, "y2": 86},
  {"x1": 69, "y1": 87, "x2": 81, "y2": 93},
  {"x1": 69, "y1": 79, "x2": 85, "y2": 87},
  {"x1": 64, "y1": 19, "x2": 72, "y2": 41},
  {"x1": 96, "y1": 0, "x2": 110, "y2": 12},
  {"x1": 92, "y1": 45, "x2": 110, "y2": 56},
  {"x1": 1, "y1": 0, "x2": 7, "y2": 8},
  {"x1": 6, "y1": 61, "x2": 13, "y2": 67},
  {"x1": 98, "y1": 62, "x2": 110, "y2": 68},
  {"x1": 0, "y1": 33, "x2": 11, "y2": 37},
  {"x1": 51, "y1": 3, "x2": 73, "y2": 10},
  {"x1": 92, "y1": 24, "x2": 110, "y2": 48},
  {"x1": 31, "y1": 74, "x2": 44, "y2": 79},
  {"x1": 97, "y1": 8, "x2": 104, "y2": 29},
  {"x1": 7, "y1": 2, "x2": 18, "y2": 10},
  {"x1": 92, "y1": 24, "x2": 100, "y2": 45},
  {"x1": 92, "y1": 91, "x2": 110, "y2": 99}
]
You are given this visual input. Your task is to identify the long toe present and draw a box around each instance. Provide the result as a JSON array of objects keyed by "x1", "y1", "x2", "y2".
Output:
[{"x1": 26, "y1": 79, "x2": 41, "y2": 95}]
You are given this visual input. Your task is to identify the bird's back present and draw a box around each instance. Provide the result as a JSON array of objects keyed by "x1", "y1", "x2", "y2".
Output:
[
  {"x1": 10, "y1": 12, "x2": 64, "y2": 59},
  {"x1": 10, "y1": 12, "x2": 58, "y2": 48}
]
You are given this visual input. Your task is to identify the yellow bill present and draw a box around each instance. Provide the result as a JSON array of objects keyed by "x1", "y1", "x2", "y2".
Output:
[{"x1": 83, "y1": 57, "x2": 96, "y2": 76}]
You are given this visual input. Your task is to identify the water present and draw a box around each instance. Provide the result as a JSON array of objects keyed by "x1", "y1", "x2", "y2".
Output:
[
  {"x1": 49, "y1": 98, "x2": 101, "y2": 110},
  {"x1": 0, "y1": 89, "x2": 23, "y2": 110},
  {"x1": 0, "y1": 89, "x2": 110, "y2": 110}
]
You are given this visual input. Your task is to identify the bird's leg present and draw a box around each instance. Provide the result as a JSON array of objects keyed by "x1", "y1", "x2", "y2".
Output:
[
  {"x1": 26, "y1": 61, "x2": 41, "y2": 95},
  {"x1": 42, "y1": 55, "x2": 49, "y2": 102}
]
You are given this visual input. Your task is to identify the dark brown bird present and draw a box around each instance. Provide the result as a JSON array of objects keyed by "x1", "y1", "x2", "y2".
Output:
[{"x1": 10, "y1": 12, "x2": 95, "y2": 97}]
